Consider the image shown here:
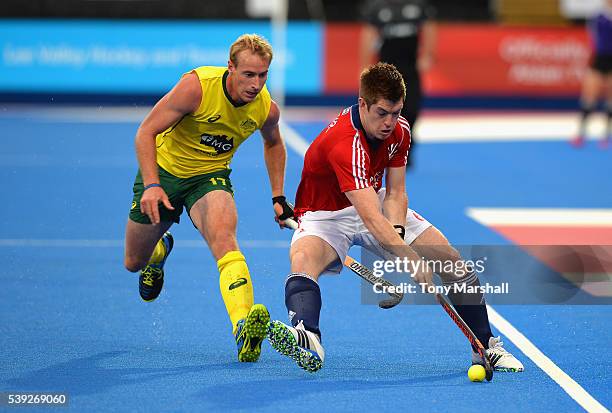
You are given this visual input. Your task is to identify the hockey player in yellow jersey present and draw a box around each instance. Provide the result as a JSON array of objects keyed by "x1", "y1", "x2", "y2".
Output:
[
  {"x1": 155, "y1": 64, "x2": 272, "y2": 178},
  {"x1": 123, "y1": 34, "x2": 294, "y2": 362}
]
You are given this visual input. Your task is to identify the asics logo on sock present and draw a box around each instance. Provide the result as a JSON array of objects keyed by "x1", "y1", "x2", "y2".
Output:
[
  {"x1": 229, "y1": 278, "x2": 248, "y2": 290},
  {"x1": 288, "y1": 311, "x2": 296, "y2": 322}
]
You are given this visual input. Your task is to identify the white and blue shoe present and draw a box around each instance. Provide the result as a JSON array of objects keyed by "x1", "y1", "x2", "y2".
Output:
[
  {"x1": 268, "y1": 320, "x2": 325, "y2": 372},
  {"x1": 472, "y1": 336, "x2": 524, "y2": 372}
]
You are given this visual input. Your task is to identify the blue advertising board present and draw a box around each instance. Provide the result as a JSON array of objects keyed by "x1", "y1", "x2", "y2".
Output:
[{"x1": 0, "y1": 20, "x2": 322, "y2": 95}]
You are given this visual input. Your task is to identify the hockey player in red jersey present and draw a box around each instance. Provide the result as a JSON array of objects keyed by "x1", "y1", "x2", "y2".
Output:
[{"x1": 269, "y1": 63, "x2": 523, "y2": 374}]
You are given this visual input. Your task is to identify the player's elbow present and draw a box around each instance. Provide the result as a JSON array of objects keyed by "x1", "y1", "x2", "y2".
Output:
[
  {"x1": 135, "y1": 127, "x2": 156, "y2": 145},
  {"x1": 262, "y1": 129, "x2": 284, "y2": 148}
]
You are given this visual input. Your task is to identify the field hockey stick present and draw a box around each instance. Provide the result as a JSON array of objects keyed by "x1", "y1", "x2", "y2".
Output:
[
  {"x1": 284, "y1": 218, "x2": 404, "y2": 309},
  {"x1": 342, "y1": 256, "x2": 493, "y2": 381},
  {"x1": 344, "y1": 256, "x2": 404, "y2": 309},
  {"x1": 435, "y1": 292, "x2": 493, "y2": 381}
]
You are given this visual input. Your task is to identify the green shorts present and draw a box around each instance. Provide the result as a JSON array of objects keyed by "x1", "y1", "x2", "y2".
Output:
[{"x1": 129, "y1": 166, "x2": 233, "y2": 224}]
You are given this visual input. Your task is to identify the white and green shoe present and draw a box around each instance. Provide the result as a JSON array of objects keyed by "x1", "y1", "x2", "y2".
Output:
[{"x1": 235, "y1": 304, "x2": 270, "y2": 362}]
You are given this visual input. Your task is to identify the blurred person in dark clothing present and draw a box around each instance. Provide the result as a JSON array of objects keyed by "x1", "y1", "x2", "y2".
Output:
[
  {"x1": 360, "y1": 0, "x2": 437, "y2": 168},
  {"x1": 572, "y1": 0, "x2": 612, "y2": 149}
]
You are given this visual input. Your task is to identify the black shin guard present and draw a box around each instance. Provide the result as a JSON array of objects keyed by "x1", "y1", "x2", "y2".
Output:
[
  {"x1": 445, "y1": 271, "x2": 493, "y2": 349},
  {"x1": 285, "y1": 273, "x2": 322, "y2": 338}
]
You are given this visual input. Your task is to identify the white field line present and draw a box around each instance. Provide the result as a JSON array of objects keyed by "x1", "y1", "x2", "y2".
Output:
[
  {"x1": 0, "y1": 239, "x2": 288, "y2": 248},
  {"x1": 487, "y1": 307, "x2": 610, "y2": 413},
  {"x1": 4, "y1": 105, "x2": 607, "y2": 142},
  {"x1": 279, "y1": 119, "x2": 309, "y2": 156},
  {"x1": 466, "y1": 208, "x2": 612, "y2": 227},
  {"x1": 281, "y1": 120, "x2": 611, "y2": 413},
  {"x1": 415, "y1": 113, "x2": 606, "y2": 142}
]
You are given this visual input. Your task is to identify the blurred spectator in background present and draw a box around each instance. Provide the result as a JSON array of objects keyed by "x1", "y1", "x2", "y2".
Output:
[
  {"x1": 360, "y1": 0, "x2": 437, "y2": 168},
  {"x1": 572, "y1": 0, "x2": 612, "y2": 149}
]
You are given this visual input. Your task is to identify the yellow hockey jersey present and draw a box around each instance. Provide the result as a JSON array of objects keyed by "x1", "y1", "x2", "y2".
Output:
[{"x1": 156, "y1": 66, "x2": 272, "y2": 177}]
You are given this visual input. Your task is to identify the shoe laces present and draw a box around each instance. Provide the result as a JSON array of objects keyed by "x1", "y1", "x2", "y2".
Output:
[
  {"x1": 141, "y1": 267, "x2": 160, "y2": 286},
  {"x1": 488, "y1": 336, "x2": 509, "y2": 355}
]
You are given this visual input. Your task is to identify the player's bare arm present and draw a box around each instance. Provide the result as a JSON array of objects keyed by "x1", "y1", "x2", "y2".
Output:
[
  {"x1": 382, "y1": 165, "x2": 408, "y2": 225},
  {"x1": 135, "y1": 72, "x2": 201, "y2": 224},
  {"x1": 417, "y1": 21, "x2": 437, "y2": 72},
  {"x1": 345, "y1": 187, "x2": 433, "y2": 287},
  {"x1": 260, "y1": 100, "x2": 291, "y2": 223},
  {"x1": 359, "y1": 23, "x2": 379, "y2": 70}
]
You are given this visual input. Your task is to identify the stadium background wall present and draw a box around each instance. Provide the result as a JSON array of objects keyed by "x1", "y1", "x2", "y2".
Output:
[{"x1": 0, "y1": 19, "x2": 587, "y2": 109}]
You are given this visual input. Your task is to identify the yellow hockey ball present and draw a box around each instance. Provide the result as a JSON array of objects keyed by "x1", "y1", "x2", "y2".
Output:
[{"x1": 468, "y1": 365, "x2": 486, "y2": 382}]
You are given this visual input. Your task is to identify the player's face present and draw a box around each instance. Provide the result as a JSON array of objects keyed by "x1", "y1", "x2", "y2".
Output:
[
  {"x1": 227, "y1": 50, "x2": 270, "y2": 104},
  {"x1": 359, "y1": 98, "x2": 403, "y2": 141}
]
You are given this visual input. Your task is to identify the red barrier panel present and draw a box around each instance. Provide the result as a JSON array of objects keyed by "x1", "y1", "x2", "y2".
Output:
[
  {"x1": 426, "y1": 24, "x2": 589, "y2": 96},
  {"x1": 324, "y1": 23, "x2": 362, "y2": 94},
  {"x1": 324, "y1": 23, "x2": 590, "y2": 96}
]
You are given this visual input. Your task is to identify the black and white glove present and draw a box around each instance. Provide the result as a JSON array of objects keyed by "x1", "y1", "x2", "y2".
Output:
[
  {"x1": 272, "y1": 196, "x2": 295, "y2": 221},
  {"x1": 393, "y1": 224, "x2": 406, "y2": 240}
]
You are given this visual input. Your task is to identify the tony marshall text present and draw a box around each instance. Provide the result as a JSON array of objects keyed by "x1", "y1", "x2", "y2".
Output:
[{"x1": 373, "y1": 282, "x2": 510, "y2": 295}]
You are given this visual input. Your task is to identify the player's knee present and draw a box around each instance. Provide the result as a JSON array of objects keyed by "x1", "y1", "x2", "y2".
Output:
[
  {"x1": 289, "y1": 251, "x2": 323, "y2": 280},
  {"x1": 290, "y1": 249, "x2": 310, "y2": 270},
  {"x1": 124, "y1": 255, "x2": 146, "y2": 273},
  {"x1": 445, "y1": 246, "x2": 462, "y2": 262},
  {"x1": 433, "y1": 246, "x2": 468, "y2": 281}
]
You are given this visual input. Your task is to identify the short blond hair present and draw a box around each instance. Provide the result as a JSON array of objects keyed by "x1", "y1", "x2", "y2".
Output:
[{"x1": 229, "y1": 34, "x2": 273, "y2": 66}]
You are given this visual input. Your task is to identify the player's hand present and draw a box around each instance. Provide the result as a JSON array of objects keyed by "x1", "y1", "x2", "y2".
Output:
[
  {"x1": 272, "y1": 196, "x2": 294, "y2": 229},
  {"x1": 140, "y1": 185, "x2": 174, "y2": 225},
  {"x1": 412, "y1": 263, "x2": 434, "y2": 290}
]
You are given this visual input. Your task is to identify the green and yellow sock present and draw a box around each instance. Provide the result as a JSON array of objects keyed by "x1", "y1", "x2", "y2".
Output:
[{"x1": 217, "y1": 250, "x2": 254, "y2": 334}]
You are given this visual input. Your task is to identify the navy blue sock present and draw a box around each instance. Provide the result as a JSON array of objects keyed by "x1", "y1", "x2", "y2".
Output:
[
  {"x1": 445, "y1": 271, "x2": 493, "y2": 349},
  {"x1": 285, "y1": 273, "x2": 322, "y2": 338}
]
